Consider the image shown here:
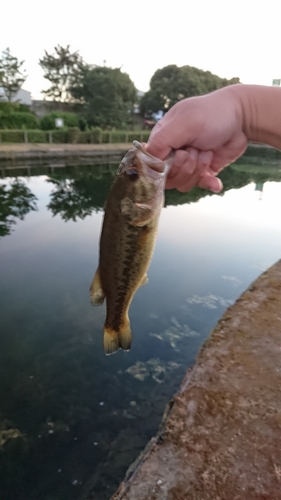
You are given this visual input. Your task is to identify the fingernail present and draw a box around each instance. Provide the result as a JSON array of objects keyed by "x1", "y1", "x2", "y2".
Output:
[{"x1": 211, "y1": 178, "x2": 223, "y2": 193}]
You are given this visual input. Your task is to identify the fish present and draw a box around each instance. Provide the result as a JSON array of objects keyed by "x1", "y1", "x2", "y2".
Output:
[{"x1": 90, "y1": 141, "x2": 173, "y2": 355}]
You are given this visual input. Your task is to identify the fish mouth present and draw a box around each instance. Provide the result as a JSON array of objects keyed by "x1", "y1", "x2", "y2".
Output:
[{"x1": 133, "y1": 141, "x2": 165, "y2": 174}]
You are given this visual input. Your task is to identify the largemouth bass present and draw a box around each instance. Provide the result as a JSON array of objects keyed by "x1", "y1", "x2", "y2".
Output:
[{"x1": 90, "y1": 141, "x2": 172, "y2": 355}]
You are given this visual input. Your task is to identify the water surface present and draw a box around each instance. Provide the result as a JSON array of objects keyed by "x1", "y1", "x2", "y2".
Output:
[{"x1": 0, "y1": 161, "x2": 281, "y2": 500}]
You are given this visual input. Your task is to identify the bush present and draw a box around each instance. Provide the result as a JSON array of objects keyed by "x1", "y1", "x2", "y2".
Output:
[
  {"x1": 131, "y1": 131, "x2": 150, "y2": 142},
  {"x1": 40, "y1": 112, "x2": 79, "y2": 131},
  {"x1": 111, "y1": 131, "x2": 127, "y2": 143},
  {"x1": 0, "y1": 130, "x2": 25, "y2": 142},
  {"x1": 67, "y1": 127, "x2": 80, "y2": 144},
  {"x1": 0, "y1": 129, "x2": 49, "y2": 143},
  {"x1": 77, "y1": 128, "x2": 102, "y2": 144},
  {"x1": 101, "y1": 132, "x2": 110, "y2": 144},
  {"x1": 50, "y1": 129, "x2": 69, "y2": 143},
  {"x1": 26, "y1": 130, "x2": 48, "y2": 143},
  {"x1": 0, "y1": 102, "x2": 31, "y2": 113},
  {"x1": 0, "y1": 112, "x2": 39, "y2": 129},
  {"x1": 0, "y1": 127, "x2": 150, "y2": 144},
  {"x1": 76, "y1": 131, "x2": 91, "y2": 144},
  {"x1": 91, "y1": 127, "x2": 102, "y2": 143}
]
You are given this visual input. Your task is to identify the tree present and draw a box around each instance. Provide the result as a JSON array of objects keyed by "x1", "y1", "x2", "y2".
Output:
[
  {"x1": 140, "y1": 65, "x2": 240, "y2": 117},
  {"x1": 0, "y1": 48, "x2": 27, "y2": 101},
  {"x1": 39, "y1": 45, "x2": 86, "y2": 102},
  {"x1": 71, "y1": 66, "x2": 136, "y2": 128}
]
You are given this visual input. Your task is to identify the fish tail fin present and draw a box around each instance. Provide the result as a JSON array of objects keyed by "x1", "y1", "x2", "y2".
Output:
[
  {"x1": 118, "y1": 320, "x2": 132, "y2": 352},
  {"x1": 103, "y1": 328, "x2": 119, "y2": 355},
  {"x1": 103, "y1": 320, "x2": 132, "y2": 355}
]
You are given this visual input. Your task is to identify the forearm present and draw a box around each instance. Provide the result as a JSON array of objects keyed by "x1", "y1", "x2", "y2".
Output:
[{"x1": 229, "y1": 84, "x2": 281, "y2": 150}]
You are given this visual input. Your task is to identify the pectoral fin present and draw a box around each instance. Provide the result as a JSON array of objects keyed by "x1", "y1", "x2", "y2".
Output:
[{"x1": 89, "y1": 268, "x2": 105, "y2": 306}]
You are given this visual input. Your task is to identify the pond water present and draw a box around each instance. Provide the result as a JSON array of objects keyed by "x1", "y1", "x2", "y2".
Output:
[{"x1": 0, "y1": 160, "x2": 281, "y2": 500}]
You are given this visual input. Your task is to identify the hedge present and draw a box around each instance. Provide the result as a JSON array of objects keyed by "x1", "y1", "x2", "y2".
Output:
[
  {"x1": 0, "y1": 128, "x2": 150, "y2": 144},
  {"x1": 0, "y1": 112, "x2": 39, "y2": 130}
]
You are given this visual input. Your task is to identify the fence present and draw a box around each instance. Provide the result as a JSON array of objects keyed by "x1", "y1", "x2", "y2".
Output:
[{"x1": 0, "y1": 129, "x2": 150, "y2": 145}]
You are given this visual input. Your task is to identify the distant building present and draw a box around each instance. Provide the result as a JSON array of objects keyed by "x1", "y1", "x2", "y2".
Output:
[
  {"x1": 0, "y1": 87, "x2": 32, "y2": 106},
  {"x1": 12, "y1": 88, "x2": 32, "y2": 106}
]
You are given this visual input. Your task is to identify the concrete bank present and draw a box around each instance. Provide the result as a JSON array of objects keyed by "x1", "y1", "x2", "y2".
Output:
[
  {"x1": 0, "y1": 143, "x2": 131, "y2": 164},
  {"x1": 1, "y1": 142, "x2": 281, "y2": 165},
  {"x1": 111, "y1": 261, "x2": 281, "y2": 500}
]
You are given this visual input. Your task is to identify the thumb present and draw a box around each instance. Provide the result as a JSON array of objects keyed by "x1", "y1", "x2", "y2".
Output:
[{"x1": 146, "y1": 122, "x2": 172, "y2": 160}]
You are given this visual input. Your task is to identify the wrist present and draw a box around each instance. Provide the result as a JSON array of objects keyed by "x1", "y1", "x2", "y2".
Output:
[{"x1": 228, "y1": 84, "x2": 281, "y2": 149}]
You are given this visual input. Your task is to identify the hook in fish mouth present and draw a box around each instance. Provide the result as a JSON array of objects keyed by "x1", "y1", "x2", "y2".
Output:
[
  {"x1": 133, "y1": 140, "x2": 156, "y2": 160},
  {"x1": 133, "y1": 140, "x2": 165, "y2": 173},
  {"x1": 133, "y1": 140, "x2": 175, "y2": 171},
  {"x1": 133, "y1": 140, "x2": 143, "y2": 150}
]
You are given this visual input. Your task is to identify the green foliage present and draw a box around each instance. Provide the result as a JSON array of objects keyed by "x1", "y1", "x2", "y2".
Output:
[
  {"x1": 0, "y1": 102, "x2": 30, "y2": 113},
  {"x1": 140, "y1": 64, "x2": 240, "y2": 117},
  {"x1": 24, "y1": 130, "x2": 48, "y2": 143},
  {"x1": 0, "y1": 130, "x2": 25, "y2": 142},
  {"x1": 0, "y1": 127, "x2": 149, "y2": 144},
  {"x1": 67, "y1": 127, "x2": 80, "y2": 143},
  {"x1": 131, "y1": 131, "x2": 150, "y2": 142},
  {"x1": 40, "y1": 111, "x2": 79, "y2": 130},
  {"x1": 71, "y1": 66, "x2": 136, "y2": 128},
  {"x1": 39, "y1": 45, "x2": 86, "y2": 102},
  {"x1": 49, "y1": 129, "x2": 69, "y2": 143},
  {"x1": 0, "y1": 101, "x2": 37, "y2": 131},
  {"x1": 0, "y1": 129, "x2": 47, "y2": 143},
  {"x1": 0, "y1": 112, "x2": 39, "y2": 130},
  {"x1": 77, "y1": 127, "x2": 102, "y2": 143},
  {"x1": 0, "y1": 180, "x2": 37, "y2": 237},
  {"x1": 0, "y1": 48, "x2": 27, "y2": 101}
]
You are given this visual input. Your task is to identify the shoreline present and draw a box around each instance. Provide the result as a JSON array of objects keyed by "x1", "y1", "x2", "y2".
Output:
[
  {"x1": 109, "y1": 261, "x2": 281, "y2": 500},
  {"x1": 0, "y1": 142, "x2": 281, "y2": 165},
  {"x1": 0, "y1": 143, "x2": 131, "y2": 164}
]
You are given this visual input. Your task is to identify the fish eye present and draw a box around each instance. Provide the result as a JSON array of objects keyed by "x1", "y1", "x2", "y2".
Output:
[{"x1": 127, "y1": 169, "x2": 139, "y2": 180}]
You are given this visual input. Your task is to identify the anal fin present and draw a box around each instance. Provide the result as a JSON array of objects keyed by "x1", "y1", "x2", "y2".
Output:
[
  {"x1": 139, "y1": 274, "x2": 148, "y2": 288},
  {"x1": 89, "y1": 268, "x2": 105, "y2": 306}
]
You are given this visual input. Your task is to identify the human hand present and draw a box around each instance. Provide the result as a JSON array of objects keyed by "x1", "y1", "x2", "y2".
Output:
[{"x1": 146, "y1": 85, "x2": 248, "y2": 192}]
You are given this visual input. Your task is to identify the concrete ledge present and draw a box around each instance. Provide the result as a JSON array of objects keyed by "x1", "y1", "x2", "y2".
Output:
[
  {"x1": 0, "y1": 143, "x2": 131, "y2": 163},
  {"x1": 111, "y1": 261, "x2": 281, "y2": 500}
]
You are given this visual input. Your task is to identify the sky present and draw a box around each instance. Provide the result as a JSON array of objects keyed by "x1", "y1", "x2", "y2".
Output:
[{"x1": 1, "y1": 0, "x2": 280, "y2": 99}]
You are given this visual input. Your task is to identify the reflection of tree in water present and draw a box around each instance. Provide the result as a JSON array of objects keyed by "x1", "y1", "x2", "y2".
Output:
[
  {"x1": 46, "y1": 163, "x2": 281, "y2": 221},
  {"x1": 0, "y1": 180, "x2": 37, "y2": 237},
  {"x1": 1, "y1": 162, "x2": 281, "y2": 234},
  {"x1": 47, "y1": 168, "x2": 117, "y2": 221},
  {"x1": 165, "y1": 164, "x2": 281, "y2": 206}
]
